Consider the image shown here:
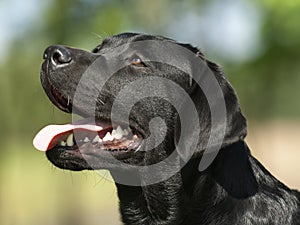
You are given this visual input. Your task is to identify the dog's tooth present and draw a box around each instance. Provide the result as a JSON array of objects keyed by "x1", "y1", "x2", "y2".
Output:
[
  {"x1": 66, "y1": 133, "x2": 74, "y2": 146},
  {"x1": 118, "y1": 126, "x2": 127, "y2": 136},
  {"x1": 59, "y1": 141, "x2": 66, "y2": 146},
  {"x1": 103, "y1": 132, "x2": 114, "y2": 141},
  {"x1": 116, "y1": 126, "x2": 123, "y2": 133},
  {"x1": 113, "y1": 126, "x2": 123, "y2": 139},
  {"x1": 93, "y1": 135, "x2": 101, "y2": 143},
  {"x1": 84, "y1": 137, "x2": 90, "y2": 142}
]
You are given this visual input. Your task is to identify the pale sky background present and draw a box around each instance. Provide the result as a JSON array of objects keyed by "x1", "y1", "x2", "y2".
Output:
[
  {"x1": 0, "y1": 0, "x2": 46, "y2": 61},
  {"x1": 167, "y1": 0, "x2": 263, "y2": 62}
]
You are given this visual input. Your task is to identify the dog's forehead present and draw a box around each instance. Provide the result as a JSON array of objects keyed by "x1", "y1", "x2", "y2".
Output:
[
  {"x1": 93, "y1": 33, "x2": 175, "y2": 53},
  {"x1": 93, "y1": 33, "x2": 138, "y2": 52}
]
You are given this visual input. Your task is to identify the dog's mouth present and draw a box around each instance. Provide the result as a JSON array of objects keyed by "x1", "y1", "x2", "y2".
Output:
[
  {"x1": 34, "y1": 82, "x2": 143, "y2": 161},
  {"x1": 56, "y1": 125, "x2": 140, "y2": 153},
  {"x1": 34, "y1": 118, "x2": 142, "y2": 153}
]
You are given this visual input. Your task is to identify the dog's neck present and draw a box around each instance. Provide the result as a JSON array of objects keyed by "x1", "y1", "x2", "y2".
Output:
[
  {"x1": 112, "y1": 161, "x2": 206, "y2": 224},
  {"x1": 114, "y1": 172, "x2": 185, "y2": 225},
  {"x1": 112, "y1": 141, "x2": 258, "y2": 225}
]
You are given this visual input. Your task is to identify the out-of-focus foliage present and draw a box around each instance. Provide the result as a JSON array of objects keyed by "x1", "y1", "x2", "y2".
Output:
[{"x1": 227, "y1": 0, "x2": 300, "y2": 119}]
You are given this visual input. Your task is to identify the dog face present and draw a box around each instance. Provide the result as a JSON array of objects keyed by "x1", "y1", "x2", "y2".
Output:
[{"x1": 37, "y1": 33, "x2": 247, "y2": 173}]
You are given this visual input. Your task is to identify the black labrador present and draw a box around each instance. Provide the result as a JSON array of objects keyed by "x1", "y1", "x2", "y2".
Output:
[{"x1": 36, "y1": 33, "x2": 300, "y2": 225}]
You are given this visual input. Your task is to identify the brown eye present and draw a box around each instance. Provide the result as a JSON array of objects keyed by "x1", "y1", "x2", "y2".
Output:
[
  {"x1": 131, "y1": 56, "x2": 146, "y2": 67},
  {"x1": 92, "y1": 46, "x2": 101, "y2": 53}
]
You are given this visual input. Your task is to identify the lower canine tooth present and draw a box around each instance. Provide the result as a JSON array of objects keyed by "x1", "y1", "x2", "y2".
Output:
[
  {"x1": 103, "y1": 132, "x2": 114, "y2": 141},
  {"x1": 116, "y1": 126, "x2": 126, "y2": 136},
  {"x1": 84, "y1": 137, "x2": 90, "y2": 142},
  {"x1": 112, "y1": 129, "x2": 122, "y2": 139},
  {"x1": 66, "y1": 133, "x2": 74, "y2": 146}
]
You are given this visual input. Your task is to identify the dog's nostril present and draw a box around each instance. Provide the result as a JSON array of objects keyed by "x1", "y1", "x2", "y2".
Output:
[
  {"x1": 44, "y1": 45, "x2": 72, "y2": 66},
  {"x1": 52, "y1": 48, "x2": 72, "y2": 65}
]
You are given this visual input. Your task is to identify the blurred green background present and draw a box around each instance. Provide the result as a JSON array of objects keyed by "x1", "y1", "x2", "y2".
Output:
[{"x1": 1, "y1": 0, "x2": 300, "y2": 224}]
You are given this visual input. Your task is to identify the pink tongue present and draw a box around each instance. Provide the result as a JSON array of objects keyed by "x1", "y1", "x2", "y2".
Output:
[{"x1": 33, "y1": 118, "x2": 107, "y2": 152}]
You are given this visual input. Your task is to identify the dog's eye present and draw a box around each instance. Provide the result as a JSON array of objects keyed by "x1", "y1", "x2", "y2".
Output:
[
  {"x1": 131, "y1": 55, "x2": 146, "y2": 67},
  {"x1": 92, "y1": 47, "x2": 101, "y2": 53}
]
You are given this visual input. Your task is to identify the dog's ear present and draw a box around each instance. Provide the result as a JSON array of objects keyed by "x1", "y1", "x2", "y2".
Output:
[
  {"x1": 174, "y1": 47, "x2": 247, "y2": 169},
  {"x1": 210, "y1": 141, "x2": 258, "y2": 198}
]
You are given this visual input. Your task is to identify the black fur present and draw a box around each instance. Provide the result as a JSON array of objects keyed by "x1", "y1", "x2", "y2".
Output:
[{"x1": 40, "y1": 33, "x2": 300, "y2": 224}]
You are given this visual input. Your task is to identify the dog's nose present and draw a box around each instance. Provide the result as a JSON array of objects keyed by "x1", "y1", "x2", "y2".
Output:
[{"x1": 43, "y1": 45, "x2": 72, "y2": 66}]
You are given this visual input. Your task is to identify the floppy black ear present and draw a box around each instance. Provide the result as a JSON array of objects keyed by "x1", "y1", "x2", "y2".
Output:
[
  {"x1": 210, "y1": 141, "x2": 258, "y2": 198},
  {"x1": 174, "y1": 47, "x2": 247, "y2": 165}
]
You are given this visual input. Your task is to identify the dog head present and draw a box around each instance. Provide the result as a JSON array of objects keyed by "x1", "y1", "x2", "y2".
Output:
[{"x1": 35, "y1": 33, "x2": 247, "y2": 177}]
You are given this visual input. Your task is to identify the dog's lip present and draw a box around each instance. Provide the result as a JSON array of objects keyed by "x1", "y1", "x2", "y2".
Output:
[
  {"x1": 47, "y1": 143, "x2": 139, "y2": 163},
  {"x1": 65, "y1": 137, "x2": 142, "y2": 156},
  {"x1": 41, "y1": 62, "x2": 73, "y2": 114},
  {"x1": 49, "y1": 84, "x2": 90, "y2": 118},
  {"x1": 50, "y1": 85, "x2": 73, "y2": 113}
]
